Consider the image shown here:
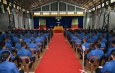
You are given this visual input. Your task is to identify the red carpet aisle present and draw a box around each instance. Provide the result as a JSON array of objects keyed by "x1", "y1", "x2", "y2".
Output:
[{"x1": 35, "y1": 33, "x2": 82, "y2": 73}]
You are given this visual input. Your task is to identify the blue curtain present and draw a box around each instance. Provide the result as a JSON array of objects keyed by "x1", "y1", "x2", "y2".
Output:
[{"x1": 33, "y1": 16, "x2": 84, "y2": 28}]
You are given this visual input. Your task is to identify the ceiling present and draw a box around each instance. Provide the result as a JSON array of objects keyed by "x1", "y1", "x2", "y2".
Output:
[{"x1": 14, "y1": 0, "x2": 103, "y2": 10}]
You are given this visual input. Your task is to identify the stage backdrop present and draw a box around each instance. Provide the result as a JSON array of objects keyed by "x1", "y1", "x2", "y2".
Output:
[{"x1": 33, "y1": 16, "x2": 83, "y2": 29}]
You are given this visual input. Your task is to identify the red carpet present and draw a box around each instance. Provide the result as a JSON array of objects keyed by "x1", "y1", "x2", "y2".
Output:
[{"x1": 35, "y1": 33, "x2": 82, "y2": 73}]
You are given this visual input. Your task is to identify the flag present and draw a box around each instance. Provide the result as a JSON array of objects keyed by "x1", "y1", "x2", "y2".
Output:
[
  {"x1": 0, "y1": 4, "x2": 5, "y2": 13},
  {"x1": 107, "y1": 6, "x2": 111, "y2": 14},
  {"x1": 7, "y1": 6, "x2": 11, "y2": 14},
  {"x1": 11, "y1": 8, "x2": 15, "y2": 15},
  {"x1": 101, "y1": 8, "x2": 106, "y2": 15}
]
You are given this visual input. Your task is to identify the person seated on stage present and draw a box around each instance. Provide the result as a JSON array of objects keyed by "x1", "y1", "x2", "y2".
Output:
[
  {"x1": 0, "y1": 51, "x2": 24, "y2": 73},
  {"x1": 86, "y1": 43, "x2": 104, "y2": 65},
  {"x1": 17, "y1": 42, "x2": 35, "y2": 68},
  {"x1": 57, "y1": 24, "x2": 60, "y2": 26},
  {"x1": 95, "y1": 50, "x2": 115, "y2": 73}
]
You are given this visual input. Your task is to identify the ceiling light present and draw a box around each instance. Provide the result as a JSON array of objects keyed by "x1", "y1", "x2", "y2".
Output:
[
  {"x1": 43, "y1": 12, "x2": 49, "y2": 15},
  {"x1": 51, "y1": 12, "x2": 57, "y2": 15},
  {"x1": 68, "y1": 12, "x2": 74, "y2": 14},
  {"x1": 60, "y1": 12, "x2": 66, "y2": 14},
  {"x1": 77, "y1": 12, "x2": 83, "y2": 14}
]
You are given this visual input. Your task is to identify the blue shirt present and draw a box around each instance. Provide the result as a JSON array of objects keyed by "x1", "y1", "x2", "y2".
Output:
[
  {"x1": 15, "y1": 42, "x2": 21, "y2": 50},
  {"x1": 101, "y1": 60, "x2": 115, "y2": 73},
  {"x1": 28, "y1": 42, "x2": 38, "y2": 51},
  {"x1": 13, "y1": 36, "x2": 19, "y2": 43},
  {"x1": 105, "y1": 47, "x2": 115, "y2": 57},
  {"x1": 100, "y1": 42, "x2": 106, "y2": 48},
  {"x1": 17, "y1": 48, "x2": 33, "y2": 58},
  {"x1": 74, "y1": 38, "x2": 82, "y2": 43},
  {"x1": 87, "y1": 48, "x2": 104, "y2": 59},
  {"x1": 34, "y1": 37, "x2": 42, "y2": 43},
  {"x1": 24, "y1": 38, "x2": 31, "y2": 44},
  {"x1": 6, "y1": 42, "x2": 13, "y2": 50},
  {"x1": 0, "y1": 60, "x2": 19, "y2": 73},
  {"x1": 82, "y1": 42, "x2": 90, "y2": 48}
]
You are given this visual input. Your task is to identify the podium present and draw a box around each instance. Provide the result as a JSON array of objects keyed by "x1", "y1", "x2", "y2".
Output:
[{"x1": 53, "y1": 26, "x2": 64, "y2": 33}]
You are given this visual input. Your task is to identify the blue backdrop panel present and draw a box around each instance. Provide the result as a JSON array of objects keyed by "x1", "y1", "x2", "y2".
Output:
[{"x1": 33, "y1": 16, "x2": 83, "y2": 28}]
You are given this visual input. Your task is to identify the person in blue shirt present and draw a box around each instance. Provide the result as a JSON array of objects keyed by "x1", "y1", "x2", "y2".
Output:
[
  {"x1": 0, "y1": 51, "x2": 24, "y2": 73},
  {"x1": 15, "y1": 39, "x2": 23, "y2": 50},
  {"x1": 23, "y1": 37, "x2": 31, "y2": 44},
  {"x1": 86, "y1": 43, "x2": 104, "y2": 64},
  {"x1": 102, "y1": 41, "x2": 115, "y2": 60},
  {"x1": 4, "y1": 38, "x2": 13, "y2": 50},
  {"x1": 95, "y1": 50, "x2": 115, "y2": 73},
  {"x1": 17, "y1": 42, "x2": 35, "y2": 68},
  {"x1": 0, "y1": 42, "x2": 14, "y2": 60}
]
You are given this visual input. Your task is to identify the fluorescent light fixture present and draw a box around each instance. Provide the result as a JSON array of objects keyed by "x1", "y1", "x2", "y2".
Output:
[
  {"x1": 34, "y1": 12, "x2": 40, "y2": 15},
  {"x1": 88, "y1": 10, "x2": 91, "y2": 12},
  {"x1": 27, "y1": 11, "x2": 29, "y2": 13},
  {"x1": 0, "y1": 0, "x2": 1, "y2": 2},
  {"x1": 13, "y1": 4, "x2": 16, "y2": 8},
  {"x1": 102, "y1": 3, "x2": 104, "y2": 7},
  {"x1": 17, "y1": 6, "x2": 19, "y2": 9},
  {"x1": 111, "y1": 0, "x2": 115, "y2": 3},
  {"x1": 9, "y1": 2, "x2": 12, "y2": 6},
  {"x1": 67, "y1": 12, "x2": 74, "y2": 14},
  {"x1": 51, "y1": 12, "x2": 57, "y2": 14},
  {"x1": 43, "y1": 12, "x2": 49, "y2": 15},
  {"x1": 93, "y1": 8, "x2": 95, "y2": 10},
  {"x1": 106, "y1": 1, "x2": 109, "y2": 5},
  {"x1": 22, "y1": 9, "x2": 26, "y2": 12},
  {"x1": 60, "y1": 12, "x2": 66, "y2": 14},
  {"x1": 3, "y1": 0, "x2": 7, "y2": 4},
  {"x1": 77, "y1": 12, "x2": 83, "y2": 14},
  {"x1": 98, "y1": 5, "x2": 101, "y2": 8}
]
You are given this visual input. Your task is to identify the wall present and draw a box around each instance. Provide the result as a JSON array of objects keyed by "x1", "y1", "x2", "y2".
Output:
[{"x1": 0, "y1": 12, "x2": 9, "y2": 31}]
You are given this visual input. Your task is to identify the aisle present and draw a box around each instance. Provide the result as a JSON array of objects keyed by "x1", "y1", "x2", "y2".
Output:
[{"x1": 35, "y1": 33, "x2": 82, "y2": 73}]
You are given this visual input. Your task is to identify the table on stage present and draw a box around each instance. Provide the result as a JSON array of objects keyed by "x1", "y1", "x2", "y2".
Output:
[{"x1": 53, "y1": 26, "x2": 64, "y2": 33}]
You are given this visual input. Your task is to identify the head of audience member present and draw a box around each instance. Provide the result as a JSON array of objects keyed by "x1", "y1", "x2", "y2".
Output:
[
  {"x1": 19, "y1": 39, "x2": 23, "y2": 43},
  {"x1": 94, "y1": 43, "x2": 101, "y2": 49},
  {"x1": 111, "y1": 50, "x2": 115, "y2": 60},
  {"x1": 31, "y1": 39, "x2": 34, "y2": 43},
  {"x1": 97, "y1": 39, "x2": 102, "y2": 43},
  {"x1": 0, "y1": 51, "x2": 10, "y2": 63},
  {"x1": 111, "y1": 41, "x2": 115, "y2": 47},
  {"x1": 0, "y1": 42, "x2": 6, "y2": 50},
  {"x1": 21, "y1": 42, "x2": 27, "y2": 48},
  {"x1": 83, "y1": 38, "x2": 87, "y2": 43},
  {"x1": 4, "y1": 38, "x2": 8, "y2": 43}
]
